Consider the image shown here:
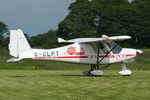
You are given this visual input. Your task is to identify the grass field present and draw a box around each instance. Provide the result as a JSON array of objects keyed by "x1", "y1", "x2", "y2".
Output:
[
  {"x1": 0, "y1": 48, "x2": 150, "y2": 100},
  {"x1": 0, "y1": 70, "x2": 150, "y2": 100}
]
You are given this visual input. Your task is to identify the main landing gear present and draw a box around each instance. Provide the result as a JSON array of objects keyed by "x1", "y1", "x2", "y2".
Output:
[
  {"x1": 83, "y1": 42, "x2": 132, "y2": 76},
  {"x1": 83, "y1": 42, "x2": 115, "y2": 76},
  {"x1": 83, "y1": 63, "x2": 132, "y2": 76},
  {"x1": 83, "y1": 64, "x2": 111, "y2": 76},
  {"x1": 119, "y1": 62, "x2": 132, "y2": 76}
]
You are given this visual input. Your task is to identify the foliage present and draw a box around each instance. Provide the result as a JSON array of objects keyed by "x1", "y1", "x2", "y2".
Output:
[
  {"x1": 57, "y1": 0, "x2": 150, "y2": 48},
  {"x1": 0, "y1": 21, "x2": 8, "y2": 47},
  {"x1": 98, "y1": 0, "x2": 150, "y2": 48},
  {"x1": 57, "y1": 0, "x2": 128, "y2": 38},
  {"x1": 30, "y1": 30, "x2": 59, "y2": 49},
  {"x1": 0, "y1": 21, "x2": 8, "y2": 34},
  {"x1": 57, "y1": 0, "x2": 100, "y2": 39}
]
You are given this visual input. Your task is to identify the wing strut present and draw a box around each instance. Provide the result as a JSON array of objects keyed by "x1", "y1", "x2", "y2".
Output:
[
  {"x1": 96, "y1": 42, "x2": 118, "y2": 69},
  {"x1": 83, "y1": 43, "x2": 119, "y2": 76},
  {"x1": 96, "y1": 42, "x2": 101, "y2": 69}
]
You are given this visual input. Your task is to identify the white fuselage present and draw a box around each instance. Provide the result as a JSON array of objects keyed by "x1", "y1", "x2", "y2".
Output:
[{"x1": 20, "y1": 43, "x2": 137, "y2": 64}]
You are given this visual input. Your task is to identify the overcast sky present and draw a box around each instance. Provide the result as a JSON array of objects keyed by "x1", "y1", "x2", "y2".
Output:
[
  {"x1": 0, "y1": 0, "x2": 133, "y2": 36},
  {"x1": 0, "y1": 0, "x2": 75, "y2": 36}
]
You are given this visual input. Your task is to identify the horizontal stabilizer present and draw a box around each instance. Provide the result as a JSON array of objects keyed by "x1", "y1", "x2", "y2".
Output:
[
  {"x1": 58, "y1": 38, "x2": 66, "y2": 43},
  {"x1": 7, "y1": 58, "x2": 23, "y2": 63}
]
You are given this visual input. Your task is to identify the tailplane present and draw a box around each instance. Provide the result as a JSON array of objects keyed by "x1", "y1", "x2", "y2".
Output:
[{"x1": 7, "y1": 29, "x2": 31, "y2": 62}]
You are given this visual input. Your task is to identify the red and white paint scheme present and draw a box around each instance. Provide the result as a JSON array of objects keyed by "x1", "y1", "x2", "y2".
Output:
[{"x1": 7, "y1": 29, "x2": 143, "y2": 76}]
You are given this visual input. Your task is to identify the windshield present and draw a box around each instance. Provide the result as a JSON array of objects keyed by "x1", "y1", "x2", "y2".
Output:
[
  {"x1": 105, "y1": 41, "x2": 122, "y2": 54},
  {"x1": 90, "y1": 41, "x2": 122, "y2": 54}
]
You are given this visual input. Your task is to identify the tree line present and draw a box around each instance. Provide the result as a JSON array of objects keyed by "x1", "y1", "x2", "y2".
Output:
[
  {"x1": 58, "y1": 0, "x2": 150, "y2": 48},
  {"x1": 0, "y1": 0, "x2": 150, "y2": 49}
]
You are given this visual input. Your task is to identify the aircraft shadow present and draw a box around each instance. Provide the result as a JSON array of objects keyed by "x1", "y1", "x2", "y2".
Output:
[
  {"x1": 60, "y1": 74, "x2": 120, "y2": 77},
  {"x1": 7, "y1": 74, "x2": 120, "y2": 78},
  {"x1": 60, "y1": 74, "x2": 86, "y2": 77},
  {"x1": 7, "y1": 75, "x2": 26, "y2": 77}
]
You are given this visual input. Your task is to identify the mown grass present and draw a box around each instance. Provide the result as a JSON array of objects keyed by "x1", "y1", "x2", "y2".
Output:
[
  {"x1": 0, "y1": 48, "x2": 150, "y2": 100},
  {"x1": 0, "y1": 70, "x2": 150, "y2": 100}
]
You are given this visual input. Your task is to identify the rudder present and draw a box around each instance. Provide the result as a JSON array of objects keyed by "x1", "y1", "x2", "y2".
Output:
[{"x1": 9, "y1": 29, "x2": 31, "y2": 58}]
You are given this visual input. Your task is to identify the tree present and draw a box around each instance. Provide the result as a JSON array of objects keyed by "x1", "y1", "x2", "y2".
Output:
[
  {"x1": 0, "y1": 21, "x2": 7, "y2": 34},
  {"x1": 0, "y1": 21, "x2": 8, "y2": 47},
  {"x1": 57, "y1": 0, "x2": 129, "y2": 38},
  {"x1": 30, "y1": 30, "x2": 59, "y2": 49},
  {"x1": 132, "y1": 0, "x2": 150, "y2": 48},
  {"x1": 57, "y1": 0, "x2": 101, "y2": 39},
  {"x1": 57, "y1": 0, "x2": 150, "y2": 48}
]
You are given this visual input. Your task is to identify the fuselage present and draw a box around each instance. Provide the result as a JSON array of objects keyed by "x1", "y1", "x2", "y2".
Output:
[{"x1": 20, "y1": 42, "x2": 137, "y2": 64}]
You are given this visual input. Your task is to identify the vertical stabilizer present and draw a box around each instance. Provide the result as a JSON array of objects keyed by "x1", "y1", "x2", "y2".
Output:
[
  {"x1": 8, "y1": 29, "x2": 31, "y2": 58},
  {"x1": 17, "y1": 29, "x2": 31, "y2": 52}
]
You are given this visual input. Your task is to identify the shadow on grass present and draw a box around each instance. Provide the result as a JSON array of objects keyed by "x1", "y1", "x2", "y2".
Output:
[
  {"x1": 7, "y1": 75, "x2": 26, "y2": 77},
  {"x1": 6, "y1": 74, "x2": 121, "y2": 78},
  {"x1": 60, "y1": 74, "x2": 86, "y2": 77},
  {"x1": 60, "y1": 74, "x2": 120, "y2": 77}
]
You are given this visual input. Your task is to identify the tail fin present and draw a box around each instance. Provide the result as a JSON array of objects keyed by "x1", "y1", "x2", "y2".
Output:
[{"x1": 7, "y1": 29, "x2": 31, "y2": 62}]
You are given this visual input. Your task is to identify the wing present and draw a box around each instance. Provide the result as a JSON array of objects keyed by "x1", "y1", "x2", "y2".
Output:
[{"x1": 58, "y1": 35, "x2": 131, "y2": 43}]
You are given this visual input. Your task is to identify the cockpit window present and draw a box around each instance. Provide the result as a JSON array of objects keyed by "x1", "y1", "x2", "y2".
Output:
[
  {"x1": 99, "y1": 43, "x2": 109, "y2": 54},
  {"x1": 105, "y1": 41, "x2": 122, "y2": 54},
  {"x1": 90, "y1": 43, "x2": 108, "y2": 54},
  {"x1": 90, "y1": 41, "x2": 122, "y2": 54}
]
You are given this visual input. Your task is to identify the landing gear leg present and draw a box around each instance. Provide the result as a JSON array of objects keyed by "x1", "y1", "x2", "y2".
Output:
[
  {"x1": 83, "y1": 64, "x2": 103, "y2": 76},
  {"x1": 119, "y1": 62, "x2": 132, "y2": 76},
  {"x1": 91, "y1": 64, "x2": 96, "y2": 71},
  {"x1": 83, "y1": 42, "x2": 117, "y2": 76}
]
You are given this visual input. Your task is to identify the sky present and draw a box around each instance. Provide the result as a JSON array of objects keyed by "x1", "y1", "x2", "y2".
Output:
[
  {"x1": 0, "y1": 0, "x2": 75, "y2": 36},
  {"x1": 0, "y1": 0, "x2": 133, "y2": 36}
]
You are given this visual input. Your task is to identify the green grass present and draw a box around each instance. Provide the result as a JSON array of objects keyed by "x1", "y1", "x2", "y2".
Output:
[
  {"x1": 0, "y1": 48, "x2": 150, "y2": 100},
  {"x1": 0, "y1": 70, "x2": 150, "y2": 100}
]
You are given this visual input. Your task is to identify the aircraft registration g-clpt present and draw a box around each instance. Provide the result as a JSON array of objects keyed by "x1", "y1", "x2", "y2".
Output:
[{"x1": 7, "y1": 29, "x2": 143, "y2": 76}]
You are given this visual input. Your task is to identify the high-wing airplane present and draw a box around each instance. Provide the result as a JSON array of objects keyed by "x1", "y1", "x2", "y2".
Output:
[{"x1": 7, "y1": 29, "x2": 143, "y2": 76}]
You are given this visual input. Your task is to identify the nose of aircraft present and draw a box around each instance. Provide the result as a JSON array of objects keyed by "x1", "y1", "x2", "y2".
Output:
[
  {"x1": 136, "y1": 49, "x2": 143, "y2": 54},
  {"x1": 121, "y1": 48, "x2": 143, "y2": 59}
]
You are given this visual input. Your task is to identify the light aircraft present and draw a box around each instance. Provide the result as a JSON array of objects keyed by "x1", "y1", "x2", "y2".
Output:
[{"x1": 7, "y1": 29, "x2": 143, "y2": 76}]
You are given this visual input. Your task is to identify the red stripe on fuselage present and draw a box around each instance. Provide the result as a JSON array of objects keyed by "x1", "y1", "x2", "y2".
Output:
[
  {"x1": 57, "y1": 56, "x2": 88, "y2": 58},
  {"x1": 34, "y1": 54, "x2": 136, "y2": 59},
  {"x1": 126, "y1": 54, "x2": 136, "y2": 57},
  {"x1": 35, "y1": 56, "x2": 88, "y2": 59}
]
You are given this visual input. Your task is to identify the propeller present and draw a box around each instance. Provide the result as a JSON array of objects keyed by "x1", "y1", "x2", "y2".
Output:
[
  {"x1": 135, "y1": 34, "x2": 138, "y2": 49},
  {"x1": 134, "y1": 34, "x2": 143, "y2": 54},
  {"x1": 134, "y1": 35, "x2": 143, "y2": 67}
]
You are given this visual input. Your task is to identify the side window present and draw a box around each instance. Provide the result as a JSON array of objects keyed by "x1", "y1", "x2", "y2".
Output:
[
  {"x1": 90, "y1": 43, "x2": 108, "y2": 54},
  {"x1": 99, "y1": 43, "x2": 109, "y2": 54},
  {"x1": 105, "y1": 41, "x2": 122, "y2": 54}
]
